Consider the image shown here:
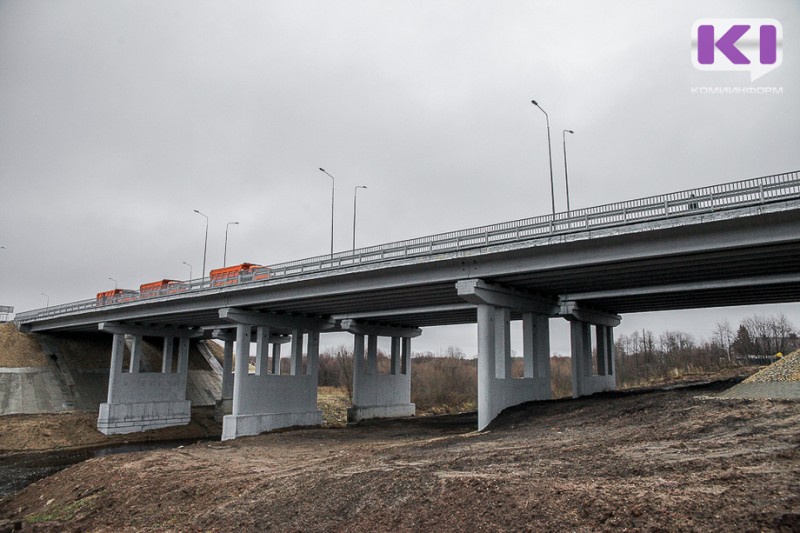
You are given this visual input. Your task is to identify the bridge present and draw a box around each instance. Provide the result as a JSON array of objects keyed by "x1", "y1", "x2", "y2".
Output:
[{"x1": 14, "y1": 170, "x2": 800, "y2": 438}]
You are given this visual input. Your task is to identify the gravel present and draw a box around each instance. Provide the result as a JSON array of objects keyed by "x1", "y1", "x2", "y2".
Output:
[{"x1": 742, "y1": 350, "x2": 800, "y2": 383}]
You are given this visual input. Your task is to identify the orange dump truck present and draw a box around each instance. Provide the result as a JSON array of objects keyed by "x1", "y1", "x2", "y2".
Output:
[
  {"x1": 139, "y1": 279, "x2": 185, "y2": 297},
  {"x1": 210, "y1": 263, "x2": 270, "y2": 287},
  {"x1": 96, "y1": 288, "x2": 137, "y2": 306}
]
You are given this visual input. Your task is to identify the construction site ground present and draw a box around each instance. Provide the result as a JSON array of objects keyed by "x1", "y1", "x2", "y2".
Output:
[{"x1": 1, "y1": 377, "x2": 798, "y2": 532}]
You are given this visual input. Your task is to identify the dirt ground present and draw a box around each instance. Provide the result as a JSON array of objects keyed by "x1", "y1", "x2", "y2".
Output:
[
  {"x1": 0, "y1": 407, "x2": 221, "y2": 455},
  {"x1": 1, "y1": 379, "x2": 798, "y2": 532},
  {"x1": 0, "y1": 387, "x2": 352, "y2": 455}
]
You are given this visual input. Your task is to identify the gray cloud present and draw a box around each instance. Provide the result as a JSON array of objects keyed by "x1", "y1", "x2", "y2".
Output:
[{"x1": 1, "y1": 0, "x2": 798, "y2": 355}]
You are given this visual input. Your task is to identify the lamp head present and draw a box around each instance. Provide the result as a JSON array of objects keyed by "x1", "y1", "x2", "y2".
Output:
[
  {"x1": 531, "y1": 100, "x2": 538, "y2": 106},
  {"x1": 566, "y1": 129, "x2": 574, "y2": 134}
]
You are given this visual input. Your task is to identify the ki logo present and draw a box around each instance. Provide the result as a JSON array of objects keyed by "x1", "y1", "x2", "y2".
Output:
[{"x1": 692, "y1": 19, "x2": 783, "y2": 81}]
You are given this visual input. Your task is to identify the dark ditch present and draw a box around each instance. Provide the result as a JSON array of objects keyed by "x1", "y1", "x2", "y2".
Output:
[{"x1": 0, "y1": 439, "x2": 207, "y2": 500}]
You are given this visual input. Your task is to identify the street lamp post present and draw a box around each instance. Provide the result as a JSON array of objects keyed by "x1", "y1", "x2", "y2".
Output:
[
  {"x1": 319, "y1": 168, "x2": 335, "y2": 258},
  {"x1": 531, "y1": 100, "x2": 556, "y2": 220},
  {"x1": 182, "y1": 261, "x2": 193, "y2": 281},
  {"x1": 562, "y1": 129, "x2": 575, "y2": 216},
  {"x1": 41, "y1": 293, "x2": 49, "y2": 308},
  {"x1": 352, "y1": 185, "x2": 367, "y2": 253},
  {"x1": 108, "y1": 277, "x2": 118, "y2": 289},
  {"x1": 224, "y1": 222, "x2": 239, "y2": 267},
  {"x1": 193, "y1": 209, "x2": 209, "y2": 284}
]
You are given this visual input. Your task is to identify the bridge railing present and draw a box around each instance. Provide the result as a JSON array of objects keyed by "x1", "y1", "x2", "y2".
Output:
[
  {"x1": 14, "y1": 170, "x2": 800, "y2": 322},
  {"x1": 265, "y1": 169, "x2": 799, "y2": 274}
]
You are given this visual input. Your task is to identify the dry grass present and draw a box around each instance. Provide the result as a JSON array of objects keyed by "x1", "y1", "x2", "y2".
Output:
[
  {"x1": 318, "y1": 386, "x2": 351, "y2": 427},
  {"x1": 411, "y1": 356, "x2": 477, "y2": 413}
]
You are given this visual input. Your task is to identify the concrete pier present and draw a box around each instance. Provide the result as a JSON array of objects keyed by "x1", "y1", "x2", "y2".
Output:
[
  {"x1": 458, "y1": 280, "x2": 559, "y2": 430},
  {"x1": 97, "y1": 323, "x2": 201, "y2": 435},
  {"x1": 219, "y1": 309, "x2": 328, "y2": 440},
  {"x1": 209, "y1": 330, "x2": 235, "y2": 421},
  {"x1": 342, "y1": 320, "x2": 420, "y2": 423},
  {"x1": 562, "y1": 302, "x2": 619, "y2": 398}
]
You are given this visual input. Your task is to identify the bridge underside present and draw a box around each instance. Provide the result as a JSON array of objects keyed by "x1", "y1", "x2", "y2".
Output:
[{"x1": 85, "y1": 280, "x2": 621, "y2": 436}]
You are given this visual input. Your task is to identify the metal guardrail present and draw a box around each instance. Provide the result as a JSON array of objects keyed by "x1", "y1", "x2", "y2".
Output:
[{"x1": 14, "y1": 170, "x2": 800, "y2": 323}]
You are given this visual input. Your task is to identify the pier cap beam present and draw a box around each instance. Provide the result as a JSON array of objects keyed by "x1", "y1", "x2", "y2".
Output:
[
  {"x1": 339, "y1": 319, "x2": 422, "y2": 338},
  {"x1": 98, "y1": 322, "x2": 204, "y2": 338},
  {"x1": 559, "y1": 302, "x2": 621, "y2": 327},
  {"x1": 456, "y1": 279, "x2": 560, "y2": 315},
  {"x1": 210, "y1": 327, "x2": 291, "y2": 344},
  {"x1": 219, "y1": 308, "x2": 334, "y2": 332}
]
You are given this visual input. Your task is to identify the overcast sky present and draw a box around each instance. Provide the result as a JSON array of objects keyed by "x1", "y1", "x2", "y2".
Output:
[{"x1": 1, "y1": 0, "x2": 798, "y2": 356}]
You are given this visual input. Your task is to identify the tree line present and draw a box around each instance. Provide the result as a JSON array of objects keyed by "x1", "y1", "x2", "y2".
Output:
[
  {"x1": 615, "y1": 313, "x2": 798, "y2": 387},
  {"x1": 315, "y1": 313, "x2": 797, "y2": 411}
]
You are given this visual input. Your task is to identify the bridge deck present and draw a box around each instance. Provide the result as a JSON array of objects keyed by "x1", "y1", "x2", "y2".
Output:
[{"x1": 14, "y1": 170, "x2": 800, "y2": 333}]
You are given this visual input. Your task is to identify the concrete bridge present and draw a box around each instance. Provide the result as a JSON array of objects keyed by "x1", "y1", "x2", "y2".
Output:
[{"x1": 14, "y1": 170, "x2": 800, "y2": 438}]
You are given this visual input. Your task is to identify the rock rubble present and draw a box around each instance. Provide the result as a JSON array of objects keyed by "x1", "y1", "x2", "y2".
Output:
[{"x1": 742, "y1": 350, "x2": 800, "y2": 383}]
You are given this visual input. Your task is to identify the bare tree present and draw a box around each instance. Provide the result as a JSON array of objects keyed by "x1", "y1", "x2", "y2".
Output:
[
  {"x1": 335, "y1": 345, "x2": 354, "y2": 396},
  {"x1": 443, "y1": 345, "x2": 466, "y2": 359},
  {"x1": 736, "y1": 314, "x2": 797, "y2": 357},
  {"x1": 713, "y1": 320, "x2": 734, "y2": 363}
]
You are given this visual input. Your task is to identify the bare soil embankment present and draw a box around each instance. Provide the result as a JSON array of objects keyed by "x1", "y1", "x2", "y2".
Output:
[
  {"x1": 2, "y1": 379, "x2": 798, "y2": 532},
  {"x1": 0, "y1": 324, "x2": 47, "y2": 368}
]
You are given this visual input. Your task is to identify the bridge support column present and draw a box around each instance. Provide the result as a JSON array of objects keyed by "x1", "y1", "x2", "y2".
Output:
[
  {"x1": 219, "y1": 308, "x2": 329, "y2": 440},
  {"x1": 474, "y1": 306, "x2": 554, "y2": 430},
  {"x1": 210, "y1": 330, "x2": 236, "y2": 421},
  {"x1": 457, "y1": 279, "x2": 560, "y2": 430},
  {"x1": 342, "y1": 320, "x2": 421, "y2": 423},
  {"x1": 221, "y1": 339, "x2": 234, "y2": 404},
  {"x1": 561, "y1": 302, "x2": 620, "y2": 398},
  {"x1": 97, "y1": 323, "x2": 201, "y2": 435}
]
